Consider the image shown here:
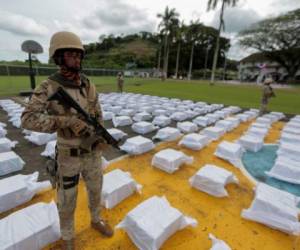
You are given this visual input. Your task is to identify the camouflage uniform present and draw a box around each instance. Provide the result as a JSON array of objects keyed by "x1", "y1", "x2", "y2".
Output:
[
  {"x1": 117, "y1": 73, "x2": 124, "y2": 93},
  {"x1": 259, "y1": 82, "x2": 275, "y2": 116},
  {"x1": 21, "y1": 72, "x2": 103, "y2": 241}
]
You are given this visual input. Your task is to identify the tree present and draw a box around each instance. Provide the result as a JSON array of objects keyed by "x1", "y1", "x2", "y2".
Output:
[
  {"x1": 239, "y1": 8, "x2": 300, "y2": 80},
  {"x1": 173, "y1": 21, "x2": 186, "y2": 79},
  {"x1": 157, "y1": 6, "x2": 179, "y2": 80},
  {"x1": 207, "y1": 0, "x2": 238, "y2": 84}
]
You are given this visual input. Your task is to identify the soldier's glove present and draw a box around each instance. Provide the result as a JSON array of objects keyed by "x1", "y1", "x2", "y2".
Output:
[{"x1": 56, "y1": 116, "x2": 94, "y2": 137}]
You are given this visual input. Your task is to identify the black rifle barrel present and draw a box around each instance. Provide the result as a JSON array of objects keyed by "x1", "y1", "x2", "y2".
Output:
[{"x1": 48, "y1": 87, "x2": 120, "y2": 149}]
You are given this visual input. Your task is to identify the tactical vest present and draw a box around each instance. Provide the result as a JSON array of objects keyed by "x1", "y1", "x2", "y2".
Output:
[{"x1": 45, "y1": 72, "x2": 98, "y2": 148}]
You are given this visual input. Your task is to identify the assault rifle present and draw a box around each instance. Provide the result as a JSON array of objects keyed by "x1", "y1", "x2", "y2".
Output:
[{"x1": 47, "y1": 86, "x2": 120, "y2": 150}]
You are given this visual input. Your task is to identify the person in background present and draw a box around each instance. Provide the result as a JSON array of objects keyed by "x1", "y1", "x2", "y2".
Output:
[
  {"x1": 117, "y1": 72, "x2": 124, "y2": 92},
  {"x1": 259, "y1": 77, "x2": 276, "y2": 116}
]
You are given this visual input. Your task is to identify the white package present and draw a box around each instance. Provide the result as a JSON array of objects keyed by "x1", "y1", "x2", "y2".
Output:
[
  {"x1": 120, "y1": 136, "x2": 155, "y2": 155},
  {"x1": 266, "y1": 160, "x2": 300, "y2": 184},
  {"x1": 0, "y1": 151, "x2": 25, "y2": 176},
  {"x1": 152, "y1": 148, "x2": 193, "y2": 173},
  {"x1": 277, "y1": 143, "x2": 300, "y2": 162},
  {"x1": 236, "y1": 113, "x2": 251, "y2": 122},
  {"x1": 214, "y1": 141, "x2": 244, "y2": 168},
  {"x1": 41, "y1": 140, "x2": 57, "y2": 159},
  {"x1": 0, "y1": 172, "x2": 51, "y2": 213},
  {"x1": 132, "y1": 122, "x2": 158, "y2": 135},
  {"x1": 119, "y1": 109, "x2": 135, "y2": 117},
  {"x1": 153, "y1": 127, "x2": 182, "y2": 142},
  {"x1": 101, "y1": 169, "x2": 142, "y2": 209},
  {"x1": 209, "y1": 234, "x2": 231, "y2": 250},
  {"x1": 237, "y1": 135, "x2": 264, "y2": 152},
  {"x1": 285, "y1": 122, "x2": 300, "y2": 130},
  {"x1": 133, "y1": 112, "x2": 152, "y2": 122},
  {"x1": 244, "y1": 111, "x2": 258, "y2": 119},
  {"x1": 224, "y1": 117, "x2": 240, "y2": 128},
  {"x1": 0, "y1": 122, "x2": 7, "y2": 128},
  {"x1": 282, "y1": 127, "x2": 300, "y2": 136},
  {"x1": 152, "y1": 115, "x2": 171, "y2": 127},
  {"x1": 242, "y1": 183, "x2": 300, "y2": 235},
  {"x1": 215, "y1": 120, "x2": 235, "y2": 132},
  {"x1": 201, "y1": 127, "x2": 226, "y2": 141},
  {"x1": 25, "y1": 132, "x2": 56, "y2": 146},
  {"x1": 152, "y1": 109, "x2": 168, "y2": 116},
  {"x1": 0, "y1": 138, "x2": 18, "y2": 153},
  {"x1": 177, "y1": 121, "x2": 198, "y2": 134},
  {"x1": 179, "y1": 133, "x2": 210, "y2": 150},
  {"x1": 193, "y1": 116, "x2": 210, "y2": 127},
  {"x1": 0, "y1": 201, "x2": 61, "y2": 250},
  {"x1": 0, "y1": 126, "x2": 7, "y2": 138},
  {"x1": 246, "y1": 127, "x2": 269, "y2": 138},
  {"x1": 112, "y1": 116, "x2": 133, "y2": 127},
  {"x1": 170, "y1": 112, "x2": 188, "y2": 121},
  {"x1": 270, "y1": 112, "x2": 285, "y2": 120},
  {"x1": 103, "y1": 111, "x2": 114, "y2": 121},
  {"x1": 116, "y1": 196, "x2": 197, "y2": 250},
  {"x1": 256, "y1": 117, "x2": 272, "y2": 125},
  {"x1": 280, "y1": 133, "x2": 300, "y2": 146},
  {"x1": 11, "y1": 117, "x2": 21, "y2": 128},
  {"x1": 107, "y1": 128, "x2": 127, "y2": 141},
  {"x1": 250, "y1": 122, "x2": 270, "y2": 129},
  {"x1": 189, "y1": 164, "x2": 238, "y2": 197}
]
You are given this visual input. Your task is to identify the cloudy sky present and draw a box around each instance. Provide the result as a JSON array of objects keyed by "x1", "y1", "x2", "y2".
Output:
[{"x1": 0, "y1": 0, "x2": 299, "y2": 63}]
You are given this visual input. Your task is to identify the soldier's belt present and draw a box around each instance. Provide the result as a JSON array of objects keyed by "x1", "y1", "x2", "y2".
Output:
[{"x1": 59, "y1": 147, "x2": 91, "y2": 157}]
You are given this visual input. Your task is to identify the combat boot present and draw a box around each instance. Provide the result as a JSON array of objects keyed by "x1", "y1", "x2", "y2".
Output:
[
  {"x1": 62, "y1": 239, "x2": 75, "y2": 250},
  {"x1": 91, "y1": 219, "x2": 114, "y2": 237}
]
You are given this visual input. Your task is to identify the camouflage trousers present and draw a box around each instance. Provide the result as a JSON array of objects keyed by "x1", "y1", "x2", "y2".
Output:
[
  {"x1": 259, "y1": 100, "x2": 269, "y2": 116},
  {"x1": 56, "y1": 149, "x2": 103, "y2": 240},
  {"x1": 117, "y1": 83, "x2": 123, "y2": 93}
]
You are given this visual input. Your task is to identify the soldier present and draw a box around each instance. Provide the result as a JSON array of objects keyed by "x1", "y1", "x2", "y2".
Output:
[
  {"x1": 117, "y1": 72, "x2": 124, "y2": 92},
  {"x1": 21, "y1": 31, "x2": 113, "y2": 250},
  {"x1": 259, "y1": 77, "x2": 276, "y2": 116}
]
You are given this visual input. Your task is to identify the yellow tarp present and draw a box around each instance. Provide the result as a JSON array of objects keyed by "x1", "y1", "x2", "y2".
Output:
[{"x1": 2, "y1": 121, "x2": 299, "y2": 250}]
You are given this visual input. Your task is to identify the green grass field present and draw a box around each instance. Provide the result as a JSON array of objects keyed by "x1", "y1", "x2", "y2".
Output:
[{"x1": 1, "y1": 76, "x2": 299, "y2": 114}]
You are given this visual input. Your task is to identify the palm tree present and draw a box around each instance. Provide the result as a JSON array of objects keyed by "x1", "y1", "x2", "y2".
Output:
[
  {"x1": 207, "y1": 0, "x2": 238, "y2": 84},
  {"x1": 187, "y1": 20, "x2": 202, "y2": 80},
  {"x1": 174, "y1": 21, "x2": 186, "y2": 79},
  {"x1": 157, "y1": 6, "x2": 179, "y2": 80}
]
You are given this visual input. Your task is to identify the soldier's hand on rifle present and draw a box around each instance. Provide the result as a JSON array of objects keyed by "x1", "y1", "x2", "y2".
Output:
[{"x1": 56, "y1": 116, "x2": 94, "y2": 137}]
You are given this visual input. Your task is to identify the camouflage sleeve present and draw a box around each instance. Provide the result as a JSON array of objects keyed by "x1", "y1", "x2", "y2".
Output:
[
  {"x1": 21, "y1": 81, "x2": 58, "y2": 133},
  {"x1": 95, "y1": 92, "x2": 104, "y2": 126}
]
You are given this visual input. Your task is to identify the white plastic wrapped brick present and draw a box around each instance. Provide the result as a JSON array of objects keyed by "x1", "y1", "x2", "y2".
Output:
[
  {"x1": 116, "y1": 196, "x2": 197, "y2": 250},
  {"x1": 0, "y1": 172, "x2": 51, "y2": 213},
  {"x1": 119, "y1": 109, "x2": 136, "y2": 117},
  {"x1": 280, "y1": 133, "x2": 300, "y2": 145},
  {"x1": 101, "y1": 169, "x2": 142, "y2": 209},
  {"x1": 270, "y1": 112, "x2": 285, "y2": 120},
  {"x1": 152, "y1": 148, "x2": 193, "y2": 173},
  {"x1": 0, "y1": 151, "x2": 25, "y2": 176},
  {"x1": 243, "y1": 111, "x2": 258, "y2": 119},
  {"x1": 237, "y1": 135, "x2": 264, "y2": 152},
  {"x1": 179, "y1": 133, "x2": 210, "y2": 150},
  {"x1": 250, "y1": 122, "x2": 270, "y2": 129},
  {"x1": 112, "y1": 116, "x2": 133, "y2": 127},
  {"x1": 206, "y1": 114, "x2": 220, "y2": 123},
  {"x1": 177, "y1": 121, "x2": 198, "y2": 134},
  {"x1": 265, "y1": 159, "x2": 300, "y2": 184},
  {"x1": 215, "y1": 120, "x2": 235, "y2": 132},
  {"x1": 189, "y1": 164, "x2": 238, "y2": 197},
  {"x1": 224, "y1": 117, "x2": 240, "y2": 128},
  {"x1": 277, "y1": 143, "x2": 300, "y2": 162},
  {"x1": 0, "y1": 138, "x2": 18, "y2": 153},
  {"x1": 0, "y1": 126, "x2": 7, "y2": 138},
  {"x1": 107, "y1": 128, "x2": 127, "y2": 141},
  {"x1": 193, "y1": 116, "x2": 211, "y2": 127},
  {"x1": 236, "y1": 113, "x2": 251, "y2": 122},
  {"x1": 170, "y1": 112, "x2": 188, "y2": 121},
  {"x1": 109, "y1": 105, "x2": 123, "y2": 114},
  {"x1": 246, "y1": 127, "x2": 269, "y2": 138},
  {"x1": 282, "y1": 126, "x2": 300, "y2": 136},
  {"x1": 201, "y1": 127, "x2": 226, "y2": 141},
  {"x1": 133, "y1": 111, "x2": 152, "y2": 122},
  {"x1": 25, "y1": 132, "x2": 57, "y2": 146},
  {"x1": 275, "y1": 156, "x2": 300, "y2": 168},
  {"x1": 263, "y1": 114, "x2": 279, "y2": 123},
  {"x1": 285, "y1": 121, "x2": 300, "y2": 130},
  {"x1": 256, "y1": 117, "x2": 272, "y2": 126},
  {"x1": 11, "y1": 116, "x2": 21, "y2": 128},
  {"x1": 120, "y1": 136, "x2": 155, "y2": 155},
  {"x1": 214, "y1": 141, "x2": 244, "y2": 168},
  {"x1": 153, "y1": 127, "x2": 182, "y2": 141},
  {"x1": 241, "y1": 183, "x2": 300, "y2": 235},
  {"x1": 0, "y1": 122, "x2": 7, "y2": 128},
  {"x1": 152, "y1": 115, "x2": 171, "y2": 127},
  {"x1": 209, "y1": 234, "x2": 232, "y2": 250},
  {"x1": 41, "y1": 140, "x2": 57, "y2": 159},
  {"x1": 152, "y1": 109, "x2": 168, "y2": 116},
  {"x1": 103, "y1": 111, "x2": 114, "y2": 120},
  {"x1": 0, "y1": 201, "x2": 61, "y2": 250},
  {"x1": 131, "y1": 122, "x2": 158, "y2": 134}
]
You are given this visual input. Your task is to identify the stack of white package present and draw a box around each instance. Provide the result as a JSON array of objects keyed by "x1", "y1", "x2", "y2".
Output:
[
  {"x1": 0, "y1": 138, "x2": 18, "y2": 153},
  {"x1": 116, "y1": 196, "x2": 197, "y2": 250},
  {"x1": 107, "y1": 128, "x2": 127, "y2": 141},
  {"x1": 201, "y1": 126, "x2": 226, "y2": 141},
  {"x1": 214, "y1": 141, "x2": 244, "y2": 168},
  {"x1": 133, "y1": 111, "x2": 152, "y2": 122},
  {"x1": 189, "y1": 164, "x2": 238, "y2": 197},
  {"x1": 112, "y1": 116, "x2": 133, "y2": 127},
  {"x1": 0, "y1": 171, "x2": 51, "y2": 213},
  {"x1": 152, "y1": 115, "x2": 171, "y2": 127},
  {"x1": 193, "y1": 116, "x2": 212, "y2": 127},
  {"x1": 152, "y1": 149, "x2": 193, "y2": 173},
  {"x1": 0, "y1": 201, "x2": 61, "y2": 250},
  {"x1": 120, "y1": 136, "x2": 155, "y2": 155},
  {"x1": 153, "y1": 127, "x2": 182, "y2": 141},
  {"x1": 242, "y1": 183, "x2": 300, "y2": 235},
  {"x1": 177, "y1": 121, "x2": 198, "y2": 134},
  {"x1": 237, "y1": 134, "x2": 264, "y2": 152},
  {"x1": 101, "y1": 169, "x2": 142, "y2": 209},
  {"x1": 0, "y1": 151, "x2": 25, "y2": 176},
  {"x1": 25, "y1": 132, "x2": 57, "y2": 146},
  {"x1": 178, "y1": 133, "x2": 210, "y2": 150},
  {"x1": 131, "y1": 121, "x2": 158, "y2": 134}
]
